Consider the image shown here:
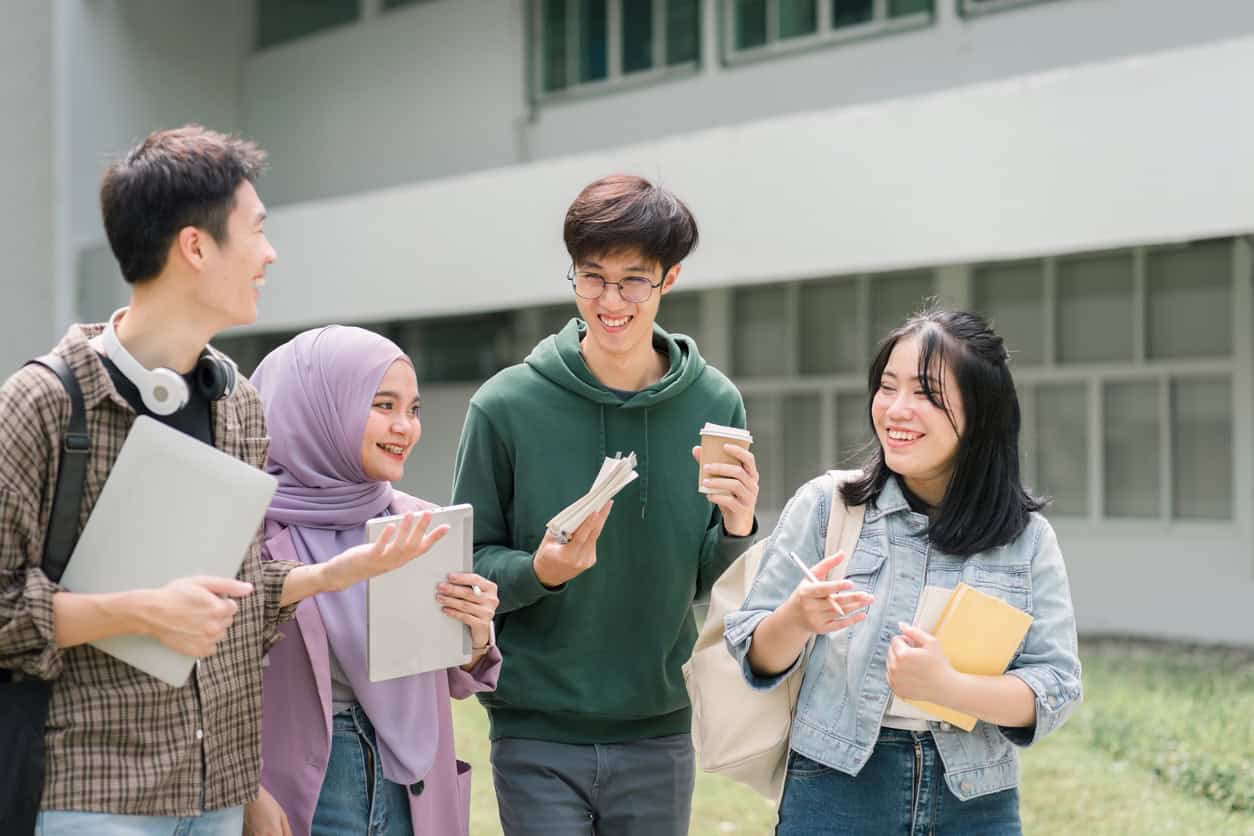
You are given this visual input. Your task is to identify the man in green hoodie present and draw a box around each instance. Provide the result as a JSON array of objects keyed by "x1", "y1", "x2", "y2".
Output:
[{"x1": 452, "y1": 175, "x2": 760, "y2": 835}]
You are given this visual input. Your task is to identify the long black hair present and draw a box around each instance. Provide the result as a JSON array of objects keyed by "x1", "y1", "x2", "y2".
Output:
[{"x1": 841, "y1": 307, "x2": 1045, "y2": 556}]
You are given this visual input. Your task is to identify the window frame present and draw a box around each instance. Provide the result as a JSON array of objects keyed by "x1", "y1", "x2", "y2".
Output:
[
  {"x1": 720, "y1": 0, "x2": 934, "y2": 68},
  {"x1": 529, "y1": 0, "x2": 703, "y2": 105},
  {"x1": 979, "y1": 239, "x2": 1245, "y2": 530},
  {"x1": 729, "y1": 240, "x2": 1247, "y2": 537},
  {"x1": 957, "y1": 0, "x2": 1063, "y2": 19}
]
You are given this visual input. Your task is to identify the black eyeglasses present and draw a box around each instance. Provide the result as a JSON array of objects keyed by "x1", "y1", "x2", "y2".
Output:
[{"x1": 567, "y1": 266, "x2": 664, "y2": 304}]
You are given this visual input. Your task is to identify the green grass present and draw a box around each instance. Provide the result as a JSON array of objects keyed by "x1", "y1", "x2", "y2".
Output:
[{"x1": 452, "y1": 640, "x2": 1254, "y2": 835}]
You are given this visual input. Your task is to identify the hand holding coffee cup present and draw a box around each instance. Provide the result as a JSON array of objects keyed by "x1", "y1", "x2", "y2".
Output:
[{"x1": 693, "y1": 423, "x2": 759, "y2": 537}]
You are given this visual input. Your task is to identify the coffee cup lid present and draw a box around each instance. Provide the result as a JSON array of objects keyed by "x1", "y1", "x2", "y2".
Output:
[{"x1": 700, "y1": 422, "x2": 753, "y2": 444}]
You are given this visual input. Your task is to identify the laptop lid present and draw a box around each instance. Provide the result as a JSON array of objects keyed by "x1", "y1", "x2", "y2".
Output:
[{"x1": 58, "y1": 415, "x2": 277, "y2": 687}]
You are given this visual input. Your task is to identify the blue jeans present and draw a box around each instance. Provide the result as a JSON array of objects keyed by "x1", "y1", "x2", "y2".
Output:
[
  {"x1": 777, "y1": 729, "x2": 1022, "y2": 836},
  {"x1": 312, "y1": 703, "x2": 414, "y2": 836},
  {"x1": 35, "y1": 806, "x2": 243, "y2": 835},
  {"x1": 490, "y1": 734, "x2": 696, "y2": 836}
]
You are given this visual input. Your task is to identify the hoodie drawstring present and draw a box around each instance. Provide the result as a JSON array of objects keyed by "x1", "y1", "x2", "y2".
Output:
[
  {"x1": 598, "y1": 405, "x2": 607, "y2": 460},
  {"x1": 640, "y1": 409, "x2": 649, "y2": 521}
]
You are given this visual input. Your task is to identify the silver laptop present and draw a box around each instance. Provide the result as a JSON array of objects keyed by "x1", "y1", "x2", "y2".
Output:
[
  {"x1": 58, "y1": 415, "x2": 277, "y2": 687},
  {"x1": 366, "y1": 504, "x2": 473, "y2": 682}
]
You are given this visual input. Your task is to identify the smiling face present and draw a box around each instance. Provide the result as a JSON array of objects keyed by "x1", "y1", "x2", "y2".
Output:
[
  {"x1": 359, "y1": 360, "x2": 422, "y2": 483},
  {"x1": 870, "y1": 335, "x2": 965, "y2": 506},
  {"x1": 573, "y1": 248, "x2": 676, "y2": 364},
  {"x1": 194, "y1": 180, "x2": 277, "y2": 329}
]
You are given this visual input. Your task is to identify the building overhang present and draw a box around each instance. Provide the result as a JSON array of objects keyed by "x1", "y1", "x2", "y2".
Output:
[{"x1": 252, "y1": 33, "x2": 1254, "y2": 330}]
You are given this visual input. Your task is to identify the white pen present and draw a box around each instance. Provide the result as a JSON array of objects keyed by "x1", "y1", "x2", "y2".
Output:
[{"x1": 786, "y1": 551, "x2": 847, "y2": 617}]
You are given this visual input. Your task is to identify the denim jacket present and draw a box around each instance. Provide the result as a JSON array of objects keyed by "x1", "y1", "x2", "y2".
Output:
[{"x1": 725, "y1": 474, "x2": 1082, "y2": 801}]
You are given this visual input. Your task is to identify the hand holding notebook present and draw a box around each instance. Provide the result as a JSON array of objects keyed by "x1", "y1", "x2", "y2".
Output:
[{"x1": 889, "y1": 583, "x2": 1034, "y2": 731}]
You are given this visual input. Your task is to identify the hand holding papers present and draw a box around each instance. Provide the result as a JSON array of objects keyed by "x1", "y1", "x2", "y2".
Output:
[
  {"x1": 546, "y1": 453, "x2": 638, "y2": 544},
  {"x1": 531, "y1": 453, "x2": 636, "y2": 588}
]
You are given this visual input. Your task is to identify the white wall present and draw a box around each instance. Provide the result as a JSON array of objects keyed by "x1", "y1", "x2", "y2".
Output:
[
  {"x1": 0, "y1": 3, "x2": 56, "y2": 376},
  {"x1": 64, "y1": 0, "x2": 252, "y2": 251},
  {"x1": 241, "y1": 0, "x2": 527, "y2": 207},
  {"x1": 234, "y1": 0, "x2": 1254, "y2": 208},
  {"x1": 525, "y1": 0, "x2": 1254, "y2": 162},
  {"x1": 1061, "y1": 524, "x2": 1254, "y2": 645},
  {"x1": 251, "y1": 34, "x2": 1254, "y2": 331}
]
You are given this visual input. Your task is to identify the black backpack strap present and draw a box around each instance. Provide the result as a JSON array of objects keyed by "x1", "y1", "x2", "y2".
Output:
[{"x1": 24, "y1": 354, "x2": 90, "y2": 583}]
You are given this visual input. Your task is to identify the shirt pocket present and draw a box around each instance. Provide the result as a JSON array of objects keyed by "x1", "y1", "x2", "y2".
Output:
[
  {"x1": 968, "y1": 562, "x2": 1032, "y2": 613},
  {"x1": 840, "y1": 542, "x2": 888, "y2": 593},
  {"x1": 821, "y1": 544, "x2": 887, "y2": 668}
]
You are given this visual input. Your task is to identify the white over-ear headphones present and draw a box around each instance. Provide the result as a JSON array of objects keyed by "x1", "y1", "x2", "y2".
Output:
[{"x1": 100, "y1": 308, "x2": 238, "y2": 416}]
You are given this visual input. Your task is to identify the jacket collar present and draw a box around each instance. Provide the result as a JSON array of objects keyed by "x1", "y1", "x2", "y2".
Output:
[
  {"x1": 52, "y1": 323, "x2": 134, "y2": 414},
  {"x1": 862, "y1": 475, "x2": 918, "y2": 524}
]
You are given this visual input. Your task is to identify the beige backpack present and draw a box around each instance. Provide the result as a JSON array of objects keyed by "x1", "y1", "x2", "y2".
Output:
[{"x1": 682, "y1": 470, "x2": 865, "y2": 802}]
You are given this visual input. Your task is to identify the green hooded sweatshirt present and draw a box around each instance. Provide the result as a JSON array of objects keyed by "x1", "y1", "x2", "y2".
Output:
[{"x1": 451, "y1": 319, "x2": 754, "y2": 743}]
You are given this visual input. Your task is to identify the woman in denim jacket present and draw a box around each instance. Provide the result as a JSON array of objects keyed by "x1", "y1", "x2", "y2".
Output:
[{"x1": 726, "y1": 309, "x2": 1081, "y2": 835}]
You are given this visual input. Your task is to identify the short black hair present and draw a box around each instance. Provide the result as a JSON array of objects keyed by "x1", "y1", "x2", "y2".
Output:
[
  {"x1": 842, "y1": 306, "x2": 1046, "y2": 556},
  {"x1": 563, "y1": 174, "x2": 699, "y2": 275},
  {"x1": 100, "y1": 124, "x2": 268, "y2": 284}
]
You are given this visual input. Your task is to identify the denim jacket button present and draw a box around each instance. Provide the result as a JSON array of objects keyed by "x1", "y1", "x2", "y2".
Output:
[
  {"x1": 960, "y1": 781, "x2": 973, "y2": 794},
  {"x1": 939, "y1": 722, "x2": 952, "y2": 732}
]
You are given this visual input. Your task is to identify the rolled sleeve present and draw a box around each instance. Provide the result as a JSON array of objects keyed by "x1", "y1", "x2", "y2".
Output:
[
  {"x1": 0, "y1": 485, "x2": 65, "y2": 680},
  {"x1": 260, "y1": 557, "x2": 301, "y2": 654},
  {"x1": 723, "y1": 476, "x2": 829, "y2": 693},
  {"x1": 448, "y1": 645, "x2": 502, "y2": 700},
  {"x1": 724, "y1": 610, "x2": 804, "y2": 692},
  {"x1": 1000, "y1": 521, "x2": 1083, "y2": 747}
]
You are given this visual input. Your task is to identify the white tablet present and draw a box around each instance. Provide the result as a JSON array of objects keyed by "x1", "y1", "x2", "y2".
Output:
[
  {"x1": 58, "y1": 416, "x2": 277, "y2": 687},
  {"x1": 365, "y1": 504, "x2": 474, "y2": 682}
]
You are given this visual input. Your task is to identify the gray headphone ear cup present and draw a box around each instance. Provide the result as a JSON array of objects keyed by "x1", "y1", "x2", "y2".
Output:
[
  {"x1": 142, "y1": 367, "x2": 190, "y2": 416},
  {"x1": 195, "y1": 352, "x2": 237, "y2": 401}
]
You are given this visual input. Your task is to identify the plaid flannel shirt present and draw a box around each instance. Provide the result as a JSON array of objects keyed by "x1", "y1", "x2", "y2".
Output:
[{"x1": 0, "y1": 323, "x2": 299, "y2": 815}]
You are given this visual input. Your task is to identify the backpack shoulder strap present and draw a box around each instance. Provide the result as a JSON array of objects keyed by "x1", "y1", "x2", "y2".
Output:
[
  {"x1": 823, "y1": 469, "x2": 866, "y2": 582},
  {"x1": 24, "y1": 354, "x2": 91, "y2": 583}
]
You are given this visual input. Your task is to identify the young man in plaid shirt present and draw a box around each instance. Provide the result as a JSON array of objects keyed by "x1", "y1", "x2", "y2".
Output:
[{"x1": 0, "y1": 126, "x2": 443, "y2": 834}]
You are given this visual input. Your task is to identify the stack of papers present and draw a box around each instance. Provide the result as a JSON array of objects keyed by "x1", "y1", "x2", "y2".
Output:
[{"x1": 546, "y1": 453, "x2": 638, "y2": 543}]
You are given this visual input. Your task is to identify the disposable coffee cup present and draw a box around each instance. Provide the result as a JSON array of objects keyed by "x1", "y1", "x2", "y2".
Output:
[{"x1": 698, "y1": 422, "x2": 753, "y2": 495}]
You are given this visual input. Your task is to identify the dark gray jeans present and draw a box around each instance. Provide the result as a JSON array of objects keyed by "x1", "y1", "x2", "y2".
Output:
[{"x1": 490, "y1": 734, "x2": 696, "y2": 836}]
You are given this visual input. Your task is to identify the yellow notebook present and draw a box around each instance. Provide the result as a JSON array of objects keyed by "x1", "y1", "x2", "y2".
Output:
[{"x1": 901, "y1": 583, "x2": 1033, "y2": 731}]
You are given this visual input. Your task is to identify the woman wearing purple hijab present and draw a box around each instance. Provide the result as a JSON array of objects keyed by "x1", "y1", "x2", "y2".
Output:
[{"x1": 242, "y1": 326, "x2": 501, "y2": 836}]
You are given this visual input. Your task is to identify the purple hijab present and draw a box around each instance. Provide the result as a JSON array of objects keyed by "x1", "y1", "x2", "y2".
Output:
[{"x1": 250, "y1": 325, "x2": 440, "y2": 785}]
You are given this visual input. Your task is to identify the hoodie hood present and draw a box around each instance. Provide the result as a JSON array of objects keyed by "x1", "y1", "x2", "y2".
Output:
[
  {"x1": 524, "y1": 317, "x2": 708, "y2": 521},
  {"x1": 524, "y1": 317, "x2": 706, "y2": 408}
]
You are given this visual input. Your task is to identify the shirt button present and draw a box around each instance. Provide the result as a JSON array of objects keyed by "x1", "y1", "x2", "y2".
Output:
[
  {"x1": 195, "y1": 729, "x2": 204, "y2": 741},
  {"x1": 409, "y1": 780, "x2": 424, "y2": 796}
]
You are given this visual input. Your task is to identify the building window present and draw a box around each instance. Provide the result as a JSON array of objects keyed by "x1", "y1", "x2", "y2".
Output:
[
  {"x1": 533, "y1": 0, "x2": 701, "y2": 99},
  {"x1": 725, "y1": 0, "x2": 932, "y2": 64},
  {"x1": 392, "y1": 313, "x2": 515, "y2": 384},
  {"x1": 959, "y1": 0, "x2": 1063, "y2": 18},
  {"x1": 735, "y1": 269, "x2": 936, "y2": 510},
  {"x1": 256, "y1": 0, "x2": 360, "y2": 50},
  {"x1": 974, "y1": 238, "x2": 1238, "y2": 522}
]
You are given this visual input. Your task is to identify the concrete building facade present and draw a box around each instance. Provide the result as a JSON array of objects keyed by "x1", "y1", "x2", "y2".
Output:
[{"x1": 5, "y1": 0, "x2": 1253, "y2": 644}]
